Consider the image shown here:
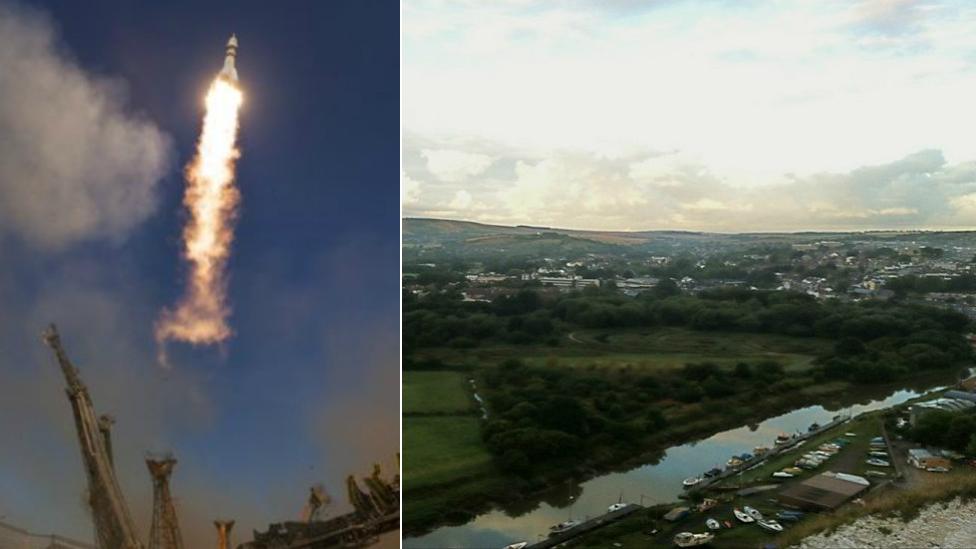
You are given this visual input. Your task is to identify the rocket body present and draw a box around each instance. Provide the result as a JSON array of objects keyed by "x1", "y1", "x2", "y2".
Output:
[{"x1": 219, "y1": 34, "x2": 239, "y2": 83}]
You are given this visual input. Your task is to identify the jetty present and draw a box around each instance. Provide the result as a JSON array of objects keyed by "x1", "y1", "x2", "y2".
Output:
[{"x1": 525, "y1": 503, "x2": 641, "y2": 549}]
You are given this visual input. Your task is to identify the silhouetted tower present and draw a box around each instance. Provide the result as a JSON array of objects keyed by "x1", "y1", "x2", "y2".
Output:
[
  {"x1": 42, "y1": 324, "x2": 143, "y2": 549},
  {"x1": 214, "y1": 520, "x2": 234, "y2": 549},
  {"x1": 146, "y1": 457, "x2": 184, "y2": 549},
  {"x1": 299, "y1": 484, "x2": 332, "y2": 523}
]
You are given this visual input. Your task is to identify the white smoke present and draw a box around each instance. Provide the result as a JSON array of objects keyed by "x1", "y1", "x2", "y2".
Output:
[{"x1": 0, "y1": 2, "x2": 171, "y2": 250}]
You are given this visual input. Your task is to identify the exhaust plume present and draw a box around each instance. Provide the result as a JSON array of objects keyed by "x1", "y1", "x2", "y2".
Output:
[{"x1": 156, "y1": 75, "x2": 243, "y2": 363}]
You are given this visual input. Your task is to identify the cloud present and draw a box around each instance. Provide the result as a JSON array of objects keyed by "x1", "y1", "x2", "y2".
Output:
[
  {"x1": 422, "y1": 148, "x2": 494, "y2": 182},
  {"x1": 403, "y1": 138, "x2": 976, "y2": 231},
  {"x1": 449, "y1": 189, "x2": 473, "y2": 209},
  {"x1": 0, "y1": 3, "x2": 171, "y2": 250},
  {"x1": 402, "y1": 172, "x2": 422, "y2": 205}
]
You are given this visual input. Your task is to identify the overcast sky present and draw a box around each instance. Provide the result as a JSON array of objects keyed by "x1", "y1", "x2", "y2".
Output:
[{"x1": 402, "y1": 0, "x2": 976, "y2": 231}]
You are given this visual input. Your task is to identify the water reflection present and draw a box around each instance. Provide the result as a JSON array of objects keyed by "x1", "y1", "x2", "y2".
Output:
[{"x1": 405, "y1": 376, "x2": 948, "y2": 549}]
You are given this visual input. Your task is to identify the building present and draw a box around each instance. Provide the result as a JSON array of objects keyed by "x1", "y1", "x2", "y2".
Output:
[
  {"x1": 907, "y1": 448, "x2": 951, "y2": 471},
  {"x1": 909, "y1": 397, "x2": 976, "y2": 426},
  {"x1": 778, "y1": 472, "x2": 869, "y2": 511},
  {"x1": 538, "y1": 276, "x2": 600, "y2": 289},
  {"x1": 945, "y1": 389, "x2": 976, "y2": 403}
]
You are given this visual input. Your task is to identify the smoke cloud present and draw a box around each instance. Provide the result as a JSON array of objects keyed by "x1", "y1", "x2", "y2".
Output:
[{"x1": 0, "y1": 2, "x2": 171, "y2": 250}]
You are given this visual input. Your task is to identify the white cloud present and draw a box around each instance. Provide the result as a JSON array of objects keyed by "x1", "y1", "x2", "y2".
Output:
[
  {"x1": 0, "y1": 3, "x2": 171, "y2": 250},
  {"x1": 449, "y1": 189, "x2": 473, "y2": 209},
  {"x1": 401, "y1": 172, "x2": 422, "y2": 205},
  {"x1": 421, "y1": 148, "x2": 494, "y2": 182}
]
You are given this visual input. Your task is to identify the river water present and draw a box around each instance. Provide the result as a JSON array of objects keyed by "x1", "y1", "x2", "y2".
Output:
[{"x1": 405, "y1": 379, "x2": 946, "y2": 549}]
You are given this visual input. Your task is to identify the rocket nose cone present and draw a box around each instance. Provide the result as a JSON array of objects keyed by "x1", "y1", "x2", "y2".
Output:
[{"x1": 228, "y1": 34, "x2": 238, "y2": 48}]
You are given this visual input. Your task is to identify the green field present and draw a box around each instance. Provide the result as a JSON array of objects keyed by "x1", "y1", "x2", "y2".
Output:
[
  {"x1": 403, "y1": 371, "x2": 474, "y2": 414},
  {"x1": 403, "y1": 416, "x2": 496, "y2": 490},
  {"x1": 413, "y1": 327, "x2": 830, "y2": 373}
]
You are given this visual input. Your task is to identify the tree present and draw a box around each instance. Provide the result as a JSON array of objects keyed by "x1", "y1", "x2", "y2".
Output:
[
  {"x1": 653, "y1": 278, "x2": 680, "y2": 298},
  {"x1": 499, "y1": 449, "x2": 531, "y2": 475}
]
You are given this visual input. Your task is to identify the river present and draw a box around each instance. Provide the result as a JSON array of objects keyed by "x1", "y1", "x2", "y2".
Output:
[{"x1": 405, "y1": 378, "x2": 947, "y2": 549}]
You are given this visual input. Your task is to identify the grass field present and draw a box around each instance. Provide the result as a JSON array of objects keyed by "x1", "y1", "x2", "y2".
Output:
[
  {"x1": 403, "y1": 371, "x2": 474, "y2": 414},
  {"x1": 413, "y1": 327, "x2": 830, "y2": 373},
  {"x1": 403, "y1": 416, "x2": 496, "y2": 491}
]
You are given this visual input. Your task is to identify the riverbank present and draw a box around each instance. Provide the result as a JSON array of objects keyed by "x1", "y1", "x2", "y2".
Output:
[{"x1": 404, "y1": 373, "x2": 949, "y2": 539}]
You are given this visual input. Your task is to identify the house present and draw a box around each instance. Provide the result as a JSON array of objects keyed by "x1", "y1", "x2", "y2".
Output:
[{"x1": 907, "y1": 448, "x2": 951, "y2": 471}]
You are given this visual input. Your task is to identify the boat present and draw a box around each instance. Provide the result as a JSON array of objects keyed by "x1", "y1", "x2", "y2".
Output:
[
  {"x1": 869, "y1": 451, "x2": 889, "y2": 458},
  {"x1": 776, "y1": 512, "x2": 801, "y2": 522},
  {"x1": 775, "y1": 432, "x2": 792, "y2": 445},
  {"x1": 673, "y1": 532, "x2": 715, "y2": 547},
  {"x1": 754, "y1": 446, "x2": 771, "y2": 455},
  {"x1": 733, "y1": 508, "x2": 755, "y2": 523},
  {"x1": 757, "y1": 518, "x2": 784, "y2": 532},
  {"x1": 503, "y1": 543, "x2": 528, "y2": 549},
  {"x1": 706, "y1": 518, "x2": 721, "y2": 530},
  {"x1": 697, "y1": 498, "x2": 718, "y2": 512},
  {"x1": 683, "y1": 476, "x2": 703, "y2": 487},
  {"x1": 743, "y1": 506, "x2": 763, "y2": 520},
  {"x1": 723, "y1": 520, "x2": 733, "y2": 529},
  {"x1": 772, "y1": 471, "x2": 794, "y2": 479},
  {"x1": 865, "y1": 470, "x2": 887, "y2": 477},
  {"x1": 548, "y1": 520, "x2": 580, "y2": 535},
  {"x1": 739, "y1": 453, "x2": 754, "y2": 461},
  {"x1": 726, "y1": 457, "x2": 743, "y2": 468},
  {"x1": 703, "y1": 467, "x2": 723, "y2": 478},
  {"x1": 608, "y1": 502, "x2": 628, "y2": 512},
  {"x1": 784, "y1": 467, "x2": 803, "y2": 475},
  {"x1": 808, "y1": 422, "x2": 821, "y2": 432},
  {"x1": 866, "y1": 458, "x2": 891, "y2": 467}
]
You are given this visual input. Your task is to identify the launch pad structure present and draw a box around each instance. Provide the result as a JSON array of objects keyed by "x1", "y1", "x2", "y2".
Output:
[{"x1": 44, "y1": 324, "x2": 399, "y2": 549}]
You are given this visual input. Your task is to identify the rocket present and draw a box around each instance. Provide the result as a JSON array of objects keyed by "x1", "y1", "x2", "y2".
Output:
[{"x1": 219, "y1": 34, "x2": 238, "y2": 83}]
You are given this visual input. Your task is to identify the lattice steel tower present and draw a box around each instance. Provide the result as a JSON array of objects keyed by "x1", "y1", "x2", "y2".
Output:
[
  {"x1": 214, "y1": 520, "x2": 234, "y2": 549},
  {"x1": 42, "y1": 324, "x2": 143, "y2": 549},
  {"x1": 146, "y1": 456, "x2": 184, "y2": 549}
]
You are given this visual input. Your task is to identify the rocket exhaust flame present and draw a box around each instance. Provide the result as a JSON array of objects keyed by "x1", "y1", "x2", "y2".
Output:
[{"x1": 156, "y1": 36, "x2": 243, "y2": 364}]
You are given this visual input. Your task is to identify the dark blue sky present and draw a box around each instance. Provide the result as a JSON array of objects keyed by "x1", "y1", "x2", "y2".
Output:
[{"x1": 0, "y1": 0, "x2": 398, "y2": 544}]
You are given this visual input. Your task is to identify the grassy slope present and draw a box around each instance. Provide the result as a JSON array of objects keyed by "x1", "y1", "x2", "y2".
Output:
[
  {"x1": 412, "y1": 327, "x2": 831, "y2": 373},
  {"x1": 403, "y1": 371, "x2": 474, "y2": 414},
  {"x1": 403, "y1": 328, "x2": 835, "y2": 534}
]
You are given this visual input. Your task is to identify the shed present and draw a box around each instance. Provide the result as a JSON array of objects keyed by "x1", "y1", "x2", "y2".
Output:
[{"x1": 778, "y1": 472, "x2": 868, "y2": 511}]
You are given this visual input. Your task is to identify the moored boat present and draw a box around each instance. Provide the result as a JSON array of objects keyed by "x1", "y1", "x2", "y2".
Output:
[
  {"x1": 757, "y1": 518, "x2": 784, "y2": 532},
  {"x1": 502, "y1": 543, "x2": 528, "y2": 549},
  {"x1": 683, "y1": 476, "x2": 703, "y2": 487},
  {"x1": 706, "y1": 518, "x2": 720, "y2": 530},
  {"x1": 697, "y1": 498, "x2": 718, "y2": 512},
  {"x1": 608, "y1": 502, "x2": 628, "y2": 512},
  {"x1": 733, "y1": 508, "x2": 754, "y2": 523},
  {"x1": 772, "y1": 471, "x2": 794, "y2": 479},
  {"x1": 743, "y1": 506, "x2": 763, "y2": 520},
  {"x1": 549, "y1": 520, "x2": 580, "y2": 535},
  {"x1": 673, "y1": 532, "x2": 715, "y2": 547},
  {"x1": 866, "y1": 458, "x2": 891, "y2": 467}
]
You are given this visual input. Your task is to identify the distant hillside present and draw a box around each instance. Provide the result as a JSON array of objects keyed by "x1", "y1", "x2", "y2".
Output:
[{"x1": 403, "y1": 218, "x2": 976, "y2": 253}]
